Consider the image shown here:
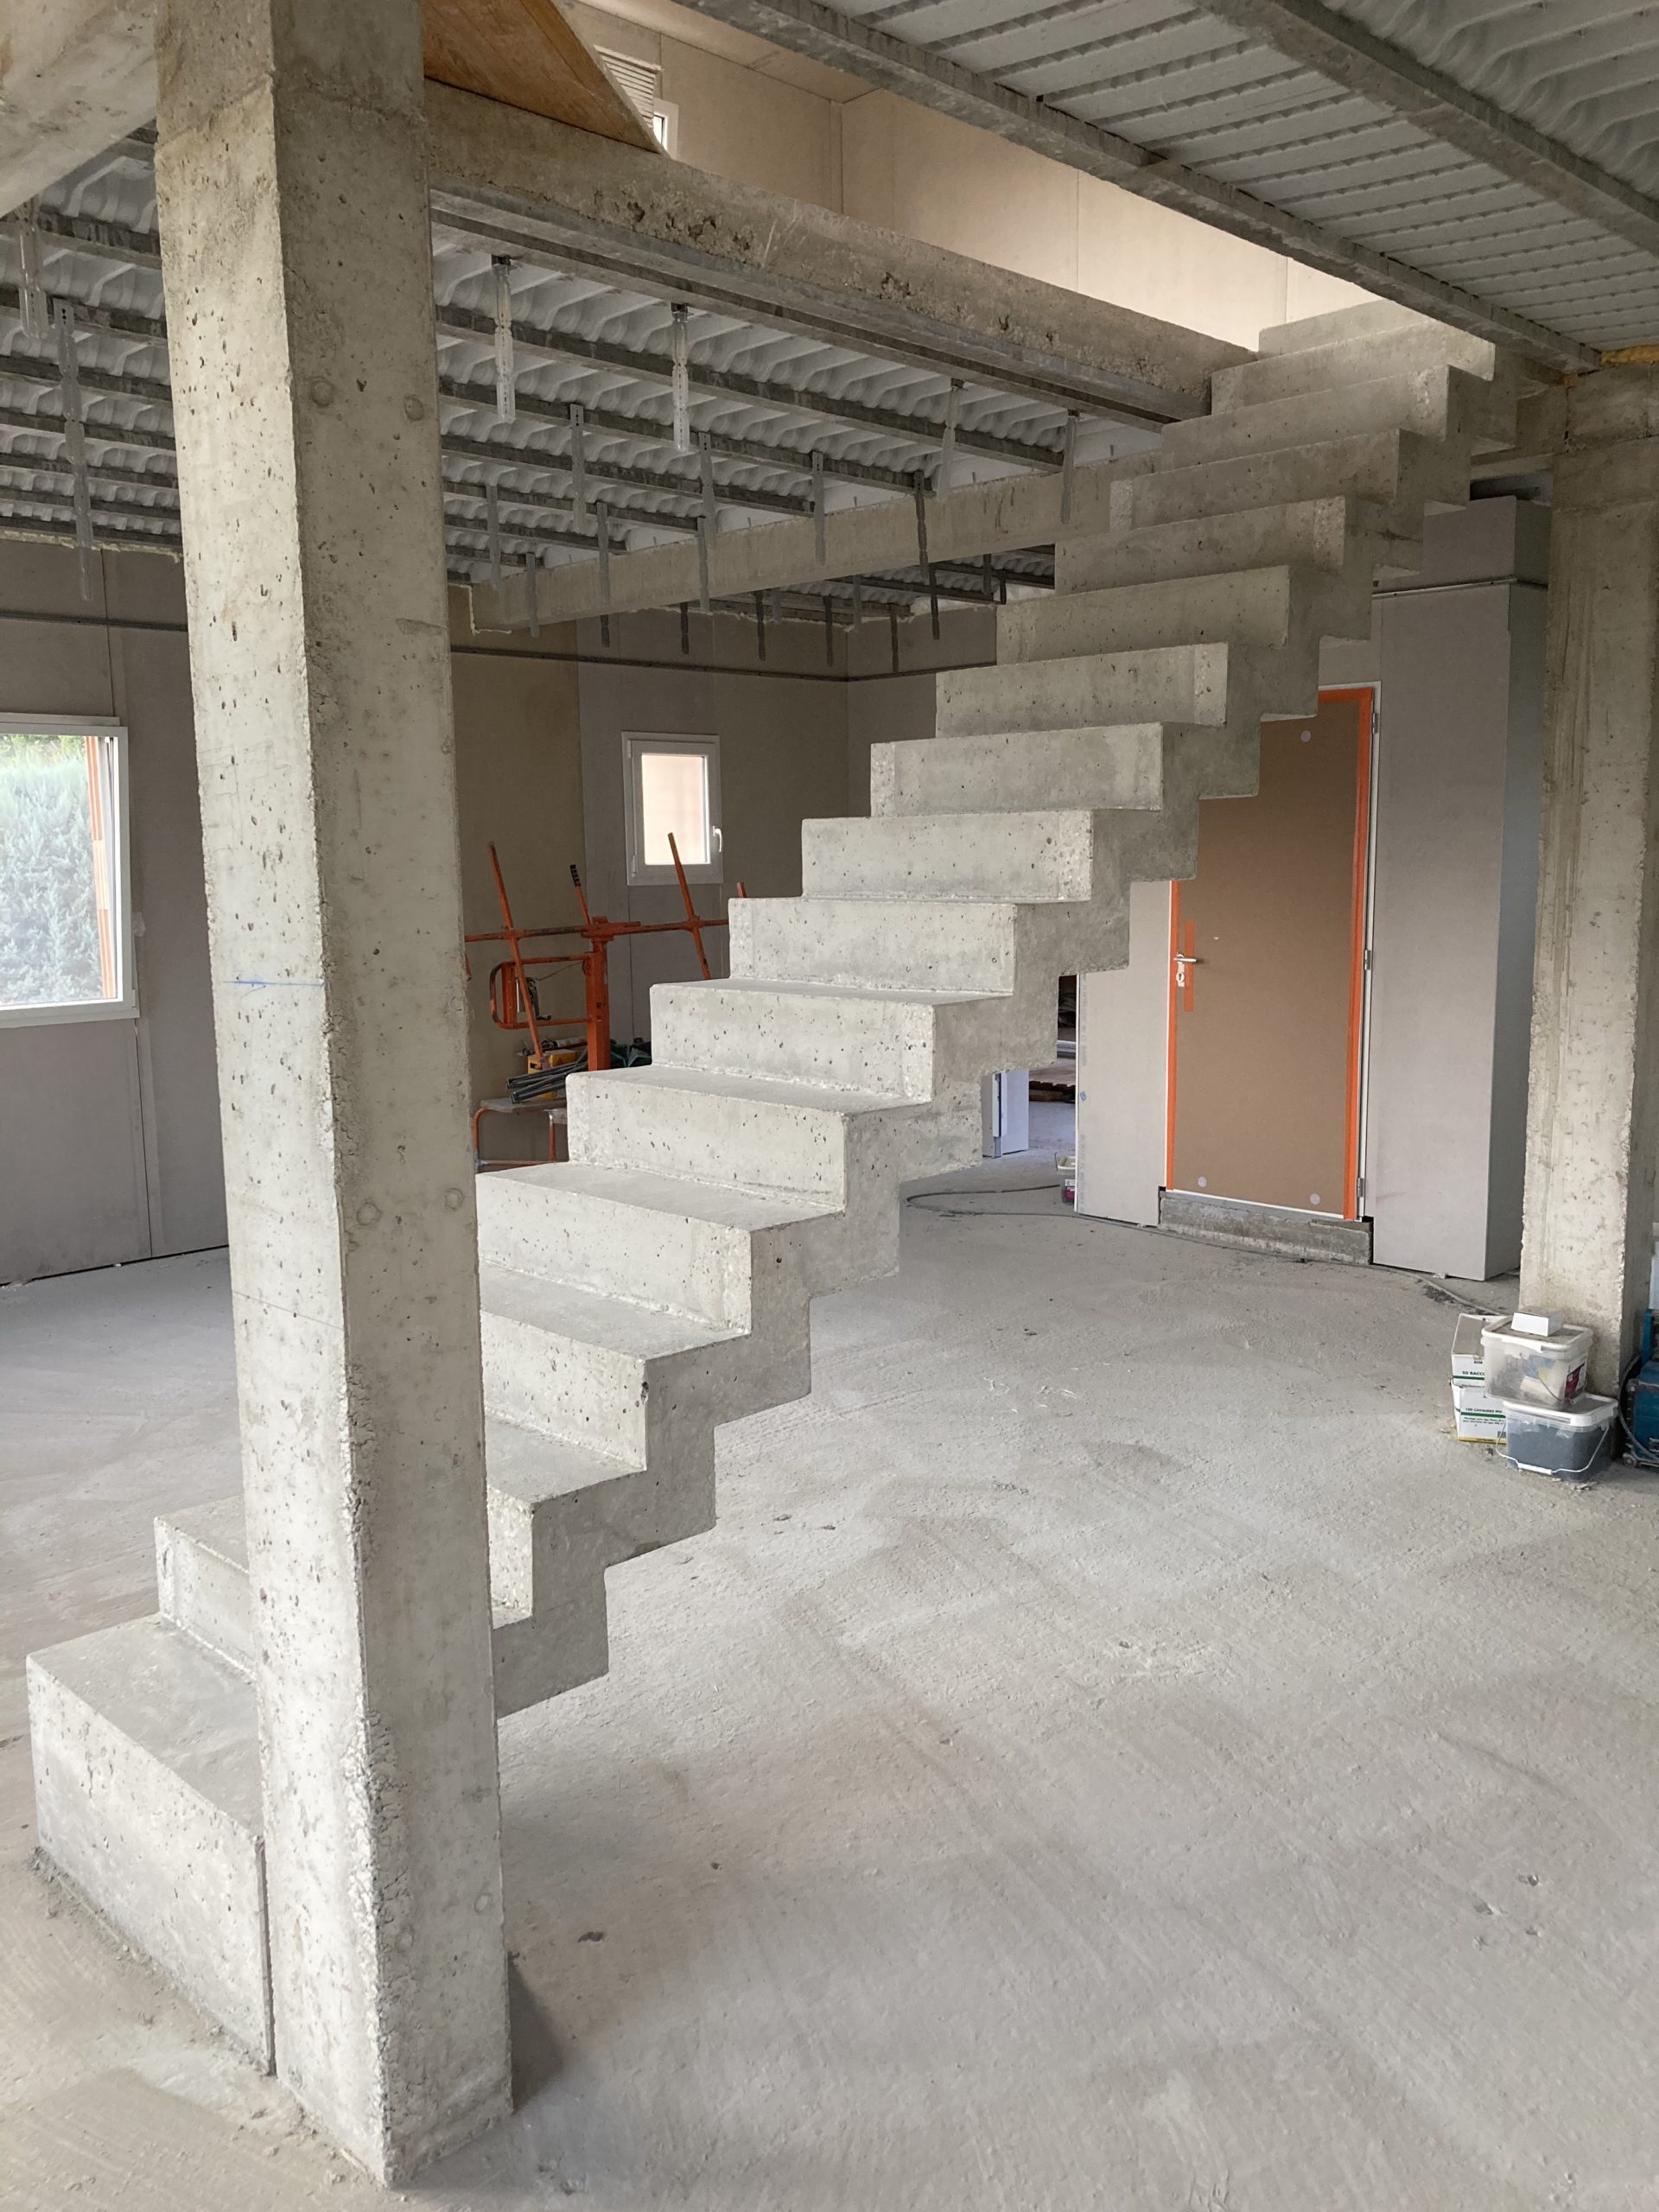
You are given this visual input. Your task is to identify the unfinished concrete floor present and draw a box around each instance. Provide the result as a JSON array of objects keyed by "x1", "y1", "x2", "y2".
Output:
[{"x1": 4, "y1": 1158, "x2": 1659, "y2": 2210}]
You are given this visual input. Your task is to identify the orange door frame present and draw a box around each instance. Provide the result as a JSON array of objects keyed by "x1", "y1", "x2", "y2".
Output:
[{"x1": 1165, "y1": 687, "x2": 1376, "y2": 1220}]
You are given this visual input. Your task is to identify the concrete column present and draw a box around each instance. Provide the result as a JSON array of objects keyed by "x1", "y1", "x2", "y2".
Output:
[
  {"x1": 154, "y1": 0, "x2": 509, "y2": 2181},
  {"x1": 1521, "y1": 367, "x2": 1659, "y2": 1390}
]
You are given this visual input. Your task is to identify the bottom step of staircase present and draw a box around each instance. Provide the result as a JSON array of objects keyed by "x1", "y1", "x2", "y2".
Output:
[{"x1": 28, "y1": 1612, "x2": 272, "y2": 2066}]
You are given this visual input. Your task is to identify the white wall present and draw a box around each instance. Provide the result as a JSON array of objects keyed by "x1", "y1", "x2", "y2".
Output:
[
  {"x1": 575, "y1": 607, "x2": 855, "y2": 1041},
  {"x1": 0, "y1": 543, "x2": 222, "y2": 1281},
  {"x1": 1075, "y1": 883, "x2": 1170, "y2": 1228},
  {"x1": 575, "y1": 0, "x2": 1375, "y2": 350}
]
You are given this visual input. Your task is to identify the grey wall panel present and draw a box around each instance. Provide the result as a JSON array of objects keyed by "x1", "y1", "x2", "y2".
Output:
[
  {"x1": 111, "y1": 625, "x2": 226, "y2": 1259},
  {"x1": 1367, "y1": 499, "x2": 1547, "y2": 1280}
]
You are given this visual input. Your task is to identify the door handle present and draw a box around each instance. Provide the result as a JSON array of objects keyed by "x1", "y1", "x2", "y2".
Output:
[{"x1": 1174, "y1": 950, "x2": 1202, "y2": 1009}]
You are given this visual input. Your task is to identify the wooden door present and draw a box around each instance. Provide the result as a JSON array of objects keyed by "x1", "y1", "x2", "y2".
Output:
[{"x1": 1167, "y1": 689, "x2": 1372, "y2": 1217}]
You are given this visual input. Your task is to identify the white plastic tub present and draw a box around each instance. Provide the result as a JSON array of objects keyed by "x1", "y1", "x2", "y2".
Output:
[
  {"x1": 1482, "y1": 1317, "x2": 1593, "y2": 1408},
  {"x1": 1498, "y1": 1393, "x2": 1618, "y2": 1482}
]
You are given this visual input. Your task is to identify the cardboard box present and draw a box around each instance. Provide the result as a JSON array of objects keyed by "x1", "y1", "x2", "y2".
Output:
[
  {"x1": 1451, "y1": 1314, "x2": 1489, "y2": 1387},
  {"x1": 1452, "y1": 1377, "x2": 1507, "y2": 1441}
]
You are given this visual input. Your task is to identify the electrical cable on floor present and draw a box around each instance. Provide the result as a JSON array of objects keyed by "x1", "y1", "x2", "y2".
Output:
[{"x1": 906, "y1": 1179, "x2": 1065, "y2": 1216}]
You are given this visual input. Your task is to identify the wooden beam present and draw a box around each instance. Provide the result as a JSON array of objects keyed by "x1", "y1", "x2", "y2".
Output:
[{"x1": 423, "y1": 0, "x2": 658, "y2": 150}]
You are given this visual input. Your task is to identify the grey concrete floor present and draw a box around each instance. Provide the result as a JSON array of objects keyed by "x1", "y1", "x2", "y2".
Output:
[{"x1": 4, "y1": 1160, "x2": 1659, "y2": 2209}]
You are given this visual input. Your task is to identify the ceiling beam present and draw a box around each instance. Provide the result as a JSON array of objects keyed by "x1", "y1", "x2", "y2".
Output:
[
  {"x1": 474, "y1": 446, "x2": 1120, "y2": 626},
  {"x1": 21, "y1": 209, "x2": 930, "y2": 494},
  {"x1": 423, "y1": 79, "x2": 1247, "y2": 425},
  {"x1": 0, "y1": 0, "x2": 156, "y2": 216},
  {"x1": 0, "y1": 301, "x2": 897, "y2": 536},
  {"x1": 433, "y1": 293, "x2": 1064, "y2": 468},
  {"x1": 662, "y1": 0, "x2": 1599, "y2": 372},
  {"x1": 1199, "y1": 0, "x2": 1659, "y2": 266}
]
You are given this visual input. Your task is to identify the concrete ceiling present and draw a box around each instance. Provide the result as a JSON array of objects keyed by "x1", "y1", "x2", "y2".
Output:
[
  {"x1": 0, "y1": 130, "x2": 1164, "y2": 609},
  {"x1": 671, "y1": 0, "x2": 1659, "y2": 366}
]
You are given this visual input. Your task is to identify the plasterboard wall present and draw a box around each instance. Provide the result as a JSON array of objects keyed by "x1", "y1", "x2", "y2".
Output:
[
  {"x1": 1366, "y1": 499, "x2": 1548, "y2": 1279},
  {"x1": 0, "y1": 543, "x2": 220, "y2": 1282},
  {"x1": 1, "y1": 556, "x2": 594, "y2": 1277}
]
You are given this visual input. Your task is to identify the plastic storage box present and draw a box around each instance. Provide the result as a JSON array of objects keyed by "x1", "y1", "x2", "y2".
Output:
[
  {"x1": 1482, "y1": 1316, "x2": 1593, "y2": 1408},
  {"x1": 1499, "y1": 1393, "x2": 1618, "y2": 1482}
]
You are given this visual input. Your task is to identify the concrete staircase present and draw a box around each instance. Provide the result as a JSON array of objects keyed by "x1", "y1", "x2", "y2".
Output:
[{"x1": 26, "y1": 301, "x2": 1518, "y2": 2066}]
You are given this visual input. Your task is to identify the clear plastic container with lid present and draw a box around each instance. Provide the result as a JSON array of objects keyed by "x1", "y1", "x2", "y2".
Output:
[
  {"x1": 1481, "y1": 1316, "x2": 1592, "y2": 1408},
  {"x1": 1499, "y1": 1393, "x2": 1618, "y2": 1482}
]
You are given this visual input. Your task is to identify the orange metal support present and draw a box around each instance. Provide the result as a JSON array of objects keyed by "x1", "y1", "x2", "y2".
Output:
[{"x1": 466, "y1": 849, "x2": 741, "y2": 1093}]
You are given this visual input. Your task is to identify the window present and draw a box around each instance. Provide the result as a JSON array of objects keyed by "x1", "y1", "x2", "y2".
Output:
[
  {"x1": 0, "y1": 717, "x2": 133, "y2": 1026},
  {"x1": 597, "y1": 50, "x2": 678, "y2": 154},
  {"x1": 625, "y1": 734, "x2": 722, "y2": 887}
]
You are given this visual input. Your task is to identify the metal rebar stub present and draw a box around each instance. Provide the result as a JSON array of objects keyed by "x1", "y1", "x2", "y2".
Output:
[
  {"x1": 493, "y1": 257, "x2": 516, "y2": 423},
  {"x1": 937, "y1": 378, "x2": 961, "y2": 495},
  {"x1": 753, "y1": 588, "x2": 766, "y2": 662},
  {"x1": 1060, "y1": 410, "x2": 1078, "y2": 525},
  {"x1": 812, "y1": 450, "x2": 826, "y2": 567},
  {"x1": 486, "y1": 476, "x2": 503, "y2": 589},
  {"x1": 16, "y1": 200, "x2": 45, "y2": 340},
  {"x1": 569, "y1": 401, "x2": 587, "y2": 525},
  {"x1": 524, "y1": 549, "x2": 539, "y2": 638},
  {"x1": 53, "y1": 301, "x2": 94, "y2": 601},
  {"x1": 671, "y1": 303, "x2": 691, "y2": 453}
]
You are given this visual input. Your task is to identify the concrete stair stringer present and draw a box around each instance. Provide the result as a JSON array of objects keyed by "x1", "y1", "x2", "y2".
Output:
[{"x1": 24, "y1": 300, "x2": 1518, "y2": 2068}]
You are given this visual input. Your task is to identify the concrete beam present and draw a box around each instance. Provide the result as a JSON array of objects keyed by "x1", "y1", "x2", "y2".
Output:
[
  {"x1": 472, "y1": 455, "x2": 1117, "y2": 625},
  {"x1": 423, "y1": 80, "x2": 1248, "y2": 428},
  {"x1": 664, "y1": 0, "x2": 1599, "y2": 374},
  {"x1": 155, "y1": 0, "x2": 508, "y2": 2178},
  {"x1": 0, "y1": 0, "x2": 156, "y2": 215}
]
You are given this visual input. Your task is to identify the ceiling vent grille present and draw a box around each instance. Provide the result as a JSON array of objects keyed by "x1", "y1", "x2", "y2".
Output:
[{"x1": 598, "y1": 49, "x2": 664, "y2": 124}]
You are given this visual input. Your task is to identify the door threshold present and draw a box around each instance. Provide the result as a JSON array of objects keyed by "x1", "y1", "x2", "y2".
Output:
[{"x1": 1159, "y1": 1190, "x2": 1373, "y2": 1266}]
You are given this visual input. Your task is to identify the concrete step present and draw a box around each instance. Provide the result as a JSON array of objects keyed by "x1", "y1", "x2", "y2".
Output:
[
  {"x1": 568, "y1": 1063, "x2": 976, "y2": 1200},
  {"x1": 156, "y1": 1497, "x2": 252, "y2": 1675},
  {"x1": 1213, "y1": 323, "x2": 1499, "y2": 412},
  {"x1": 803, "y1": 808, "x2": 1103, "y2": 902},
  {"x1": 27, "y1": 1613, "x2": 271, "y2": 2066},
  {"x1": 937, "y1": 642, "x2": 1230, "y2": 740},
  {"x1": 479, "y1": 1262, "x2": 745, "y2": 1462},
  {"x1": 873, "y1": 723, "x2": 1164, "y2": 819},
  {"x1": 1000, "y1": 567, "x2": 1302, "y2": 662},
  {"x1": 475, "y1": 1159, "x2": 833, "y2": 1332},
  {"x1": 1163, "y1": 365, "x2": 1507, "y2": 469},
  {"x1": 1256, "y1": 299, "x2": 1452, "y2": 358},
  {"x1": 1122, "y1": 429, "x2": 1465, "y2": 535},
  {"x1": 141, "y1": 1420, "x2": 678, "y2": 1725},
  {"x1": 731, "y1": 893, "x2": 1020, "y2": 994},
  {"x1": 1058, "y1": 499, "x2": 1354, "y2": 594},
  {"x1": 652, "y1": 976, "x2": 997, "y2": 1100},
  {"x1": 485, "y1": 1421, "x2": 642, "y2": 1716}
]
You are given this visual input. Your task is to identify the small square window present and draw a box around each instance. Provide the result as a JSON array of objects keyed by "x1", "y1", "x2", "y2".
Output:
[
  {"x1": 0, "y1": 718, "x2": 135, "y2": 1027},
  {"x1": 625, "y1": 734, "x2": 722, "y2": 887}
]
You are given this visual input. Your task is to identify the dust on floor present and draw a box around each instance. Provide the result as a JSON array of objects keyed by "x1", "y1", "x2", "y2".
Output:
[{"x1": 3, "y1": 1161, "x2": 1658, "y2": 2210}]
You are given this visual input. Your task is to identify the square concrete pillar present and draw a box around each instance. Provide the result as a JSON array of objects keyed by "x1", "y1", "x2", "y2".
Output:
[
  {"x1": 1522, "y1": 367, "x2": 1659, "y2": 1389},
  {"x1": 154, "y1": 0, "x2": 509, "y2": 2179}
]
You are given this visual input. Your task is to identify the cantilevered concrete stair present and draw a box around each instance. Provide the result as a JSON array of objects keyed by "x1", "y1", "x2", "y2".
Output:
[{"x1": 27, "y1": 302, "x2": 1519, "y2": 2064}]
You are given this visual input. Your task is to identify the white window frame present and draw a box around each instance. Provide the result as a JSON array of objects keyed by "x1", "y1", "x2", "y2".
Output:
[
  {"x1": 0, "y1": 714, "x2": 136, "y2": 1028},
  {"x1": 624, "y1": 733, "x2": 723, "y2": 887}
]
